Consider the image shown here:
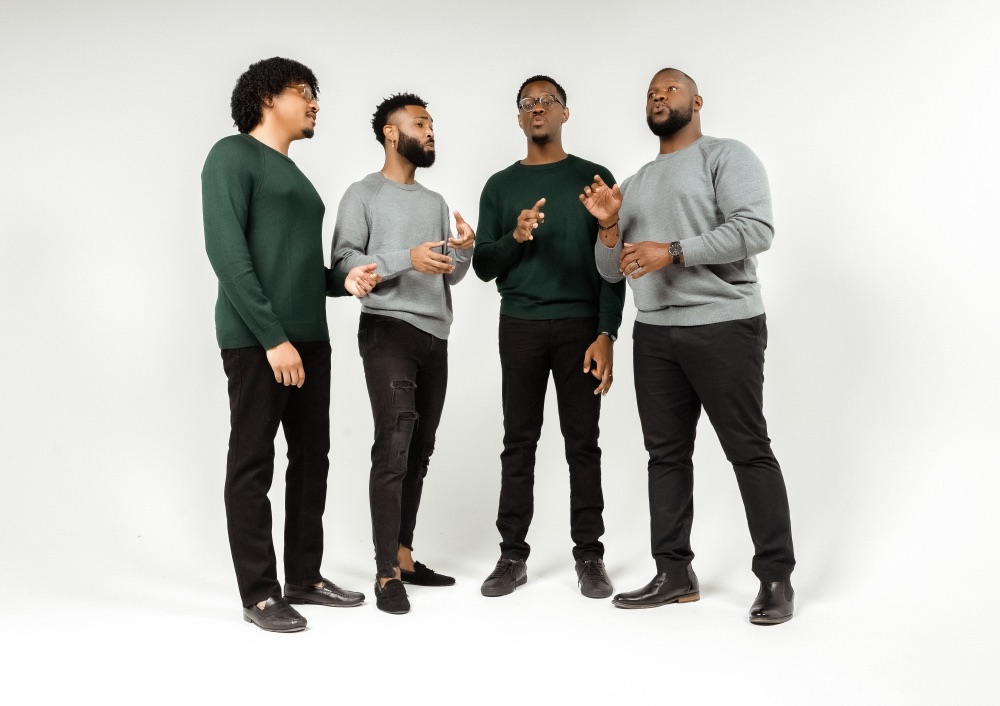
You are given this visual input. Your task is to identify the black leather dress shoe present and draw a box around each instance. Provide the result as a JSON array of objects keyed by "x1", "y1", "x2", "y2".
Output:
[
  {"x1": 749, "y1": 580, "x2": 794, "y2": 625},
  {"x1": 576, "y1": 558, "x2": 613, "y2": 599},
  {"x1": 612, "y1": 566, "x2": 700, "y2": 609},
  {"x1": 374, "y1": 579, "x2": 410, "y2": 615},
  {"x1": 242, "y1": 596, "x2": 307, "y2": 632},
  {"x1": 400, "y1": 561, "x2": 455, "y2": 587},
  {"x1": 284, "y1": 578, "x2": 365, "y2": 607}
]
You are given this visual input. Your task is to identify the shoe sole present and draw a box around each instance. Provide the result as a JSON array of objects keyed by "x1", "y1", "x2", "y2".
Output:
[
  {"x1": 481, "y1": 575, "x2": 527, "y2": 597},
  {"x1": 242, "y1": 615, "x2": 306, "y2": 632},
  {"x1": 400, "y1": 578, "x2": 456, "y2": 587},
  {"x1": 581, "y1": 587, "x2": 614, "y2": 599},
  {"x1": 612, "y1": 592, "x2": 700, "y2": 609},
  {"x1": 749, "y1": 613, "x2": 793, "y2": 626},
  {"x1": 285, "y1": 596, "x2": 364, "y2": 607}
]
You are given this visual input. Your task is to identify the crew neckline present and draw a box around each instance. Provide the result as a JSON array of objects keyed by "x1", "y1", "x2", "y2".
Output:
[
  {"x1": 515, "y1": 154, "x2": 574, "y2": 171},
  {"x1": 374, "y1": 172, "x2": 422, "y2": 191},
  {"x1": 655, "y1": 136, "x2": 706, "y2": 160}
]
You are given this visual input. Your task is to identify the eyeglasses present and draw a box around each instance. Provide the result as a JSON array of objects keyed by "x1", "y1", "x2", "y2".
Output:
[
  {"x1": 286, "y1": 83, "x2": 317, "y2": 103},
  {"x1": 518, "y1": 94, "x2": 563, "y2": 112}
]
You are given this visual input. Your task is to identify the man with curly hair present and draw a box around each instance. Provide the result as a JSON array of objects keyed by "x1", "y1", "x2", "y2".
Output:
[
  {"x1": 473, "y1": 75, "x2": 625, "y2": 600},
  {"x1": 202, "y1": 57, "x2": 379, "y2": 632},
  {"x1": 331, "y1": 93, "x2": 475, "y2": 614}
]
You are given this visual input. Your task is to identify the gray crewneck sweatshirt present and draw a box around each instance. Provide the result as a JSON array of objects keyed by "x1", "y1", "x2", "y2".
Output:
[
  {"x1": 595, "y1": 136, "x2": 774, "y2": 326},
  {"x1": 331, "y1": 172, "x2": 471, "y2": 339}
]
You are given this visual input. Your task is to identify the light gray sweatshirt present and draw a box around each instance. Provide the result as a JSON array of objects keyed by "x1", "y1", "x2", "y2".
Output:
[
  {"x1": 331, "y1": 172, "x2": 471, "y2": 339},
  {"x1": 595, "y1": 136, "x2": 774, "y2": 326}
]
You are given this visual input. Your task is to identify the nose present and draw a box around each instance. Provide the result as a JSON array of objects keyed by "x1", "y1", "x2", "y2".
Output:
[{"x1": 532, "y1": 102, "x2": 545, "y2": 114}]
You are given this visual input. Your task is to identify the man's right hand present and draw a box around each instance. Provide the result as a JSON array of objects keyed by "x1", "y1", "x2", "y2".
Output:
[
  {"x1": 514, "y1": 198, "x2": 546, "y2": 243},
  {"x1": 266, "y1": 341, "x2": 304, "y2": 387},
  {"x1": 410, "y1": 241, "x2": 455, "y2": 274},
  {"x1": 579, "y1": 175, "x2": 622, "y2": 223}
]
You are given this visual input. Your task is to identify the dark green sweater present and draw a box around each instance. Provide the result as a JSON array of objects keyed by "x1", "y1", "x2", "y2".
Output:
[
  {"x1": 473, "y1": 155, "x2": 625, "y2": 337},
  {"x1": 202, "y1": 134, "x2": 348, "y2": 350}
]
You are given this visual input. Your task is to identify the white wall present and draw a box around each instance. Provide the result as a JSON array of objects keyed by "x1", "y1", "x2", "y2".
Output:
[{"x1": 1, "y1": 0, "x2": 997, "y2": 702}]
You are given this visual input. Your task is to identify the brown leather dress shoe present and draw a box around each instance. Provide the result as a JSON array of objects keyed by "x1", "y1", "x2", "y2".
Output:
[
  {"x1": 242, "y1": 596, "x2": 307, "y2": 632},
  {"x1": 611, "y1": 565, "x2": 700, "y2": 609},
  {"x1": 284, "y1": 578, "x2": 365, "y2": 607},
  {"x1": 749, "y1": 580, "x2": 794, "y2": 625}
]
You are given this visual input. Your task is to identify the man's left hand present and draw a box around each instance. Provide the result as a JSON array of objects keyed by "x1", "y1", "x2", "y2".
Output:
[
  {"x1": 449, "y1": 210, "x2": 476, "y2": 250},
  {"x1": 345, "y1": 263, "x2": 381, "y2": 298},
  {"x1": 583, "y1": 334, "x2": 614, "y2": 396},
  {"x1": 620, "y1": 241, "x2": 672, "y2": 279}
]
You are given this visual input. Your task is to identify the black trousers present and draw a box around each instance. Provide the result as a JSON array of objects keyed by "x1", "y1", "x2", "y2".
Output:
[
  {"x1": 496, "y1": 315, "x2": 606, "y2": 562},
  {"x1": 633, "y1": 315, "x2": 795, "y2": 581},
  {"x1": 221, "y1": 341, "x2": 331, "y2": 607},
  {"x1": 358, "y1": 313, "x2": 448, "y2": 579}
]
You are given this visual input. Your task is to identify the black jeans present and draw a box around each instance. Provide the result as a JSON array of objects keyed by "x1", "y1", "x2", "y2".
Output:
[
  {"x1": 358, "y1": 313, "x2": 448, "y2": 579},
  {"x1": 496, "y1": 315, "x2": 606, "y2": 562},
  {"x1": 633, "y1": 315, "x2": 795, "y2": 581},
  {"x1": 221, "y1": 341, "x2": 331, "y2": 607}
]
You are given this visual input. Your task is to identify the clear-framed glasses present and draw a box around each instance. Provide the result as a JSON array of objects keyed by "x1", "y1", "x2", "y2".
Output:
[
  {"x1": 518, "y1": 94, "x2": 563, "y2": 112},
  {"x1": 286, "y1": 83, "x2": 317, "y2": 103}
]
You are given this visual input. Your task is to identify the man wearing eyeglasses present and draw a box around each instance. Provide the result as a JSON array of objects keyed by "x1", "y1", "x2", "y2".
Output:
[
  {"x1": 473, "y1": 75, "x2": 626, "y2": 600},
  {"x1": 581, "y1": 67, "x2": 796, "y2": 625},
  {"x1": 331, "y1": 93, "x2": 474, "y2": 615},
  {"x1": 202, "y1": 57, "x2": 379, "y2": 632}
]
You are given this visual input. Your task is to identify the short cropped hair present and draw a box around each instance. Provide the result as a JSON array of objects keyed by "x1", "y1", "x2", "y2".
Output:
[
  {"x1": 371, "y1": 93, "x2": 428, "y2": 145},
  {"x1": 516, "y1": 75, "x2": 567, "y2": 107}
]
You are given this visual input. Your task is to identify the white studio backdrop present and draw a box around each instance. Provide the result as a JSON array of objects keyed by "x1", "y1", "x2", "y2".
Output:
[{"x1": 1, "y1": 0, "x2": 998, "y2": 702}]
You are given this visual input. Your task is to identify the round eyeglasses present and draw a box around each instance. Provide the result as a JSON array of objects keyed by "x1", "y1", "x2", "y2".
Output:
[{"x1": 518, "y1": 95, "x2": 563, "y2": 112}]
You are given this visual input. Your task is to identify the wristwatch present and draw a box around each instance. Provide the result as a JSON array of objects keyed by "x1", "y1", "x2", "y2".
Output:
[
  {"x1": 668, "y1": 241, "x2": 683, "y2": 264},
  {"x1": 599, "y1": 331, "x2": 617, "y2": 342}
]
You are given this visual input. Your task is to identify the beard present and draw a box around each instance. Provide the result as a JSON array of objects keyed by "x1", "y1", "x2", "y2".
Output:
[
  {"x1": 530, "y1": 132, "x2": 552, "y2": 146},
  {"x1": 397, "y1": 132, "x2": 436, "y2": 168},
  {"x1": 301, "y1": 128, "x2": 315, "y2": 139},
  {"x1": 646, "y1": 103, "x2": 693, "y2": 138}
]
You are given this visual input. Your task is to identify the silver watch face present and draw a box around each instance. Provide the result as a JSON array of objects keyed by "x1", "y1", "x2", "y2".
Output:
[{"x1": 669, "y1": 243, "x2": 682, "y2": 256}]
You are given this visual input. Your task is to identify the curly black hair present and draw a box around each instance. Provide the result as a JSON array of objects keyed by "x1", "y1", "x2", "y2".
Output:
[
  {"x1": 230, "y1": 57, "x2": 319, "y2": 134},
  {"x1": 371, "y1": 93, "x2": 428, "y2": 145},
  {"x1": 516, "y1": 75, "x2": 567, "y2": 107}
]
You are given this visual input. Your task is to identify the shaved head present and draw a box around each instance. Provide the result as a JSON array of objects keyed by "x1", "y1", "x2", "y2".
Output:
[{"x1": 654, "y1": 68, "x2": 698, "y2": 94}]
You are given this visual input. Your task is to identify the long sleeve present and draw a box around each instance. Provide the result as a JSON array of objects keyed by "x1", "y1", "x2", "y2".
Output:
[
  {"x1": 202, "y1": 141, "x2": 287, "y2": 349},
  {"x1": 681, "y1": 142, "x2": 774, "y2": 267},
  {"x1": 443, "y1": 202, "x2": 473, "y2": 286},
  {"x1": 472, "y1": 177, "x2": 523, "y2": 282},
  {"x1": 331, "y1": 186, "x2": 413, "y2": 281},
  {"x1": 595, "y1": 238, "x2": 625, "y2": 284}
]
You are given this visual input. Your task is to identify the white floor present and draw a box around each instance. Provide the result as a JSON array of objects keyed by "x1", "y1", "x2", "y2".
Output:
[{"x1": 5, "y1": 540, "x2": 995, "y2": 705}]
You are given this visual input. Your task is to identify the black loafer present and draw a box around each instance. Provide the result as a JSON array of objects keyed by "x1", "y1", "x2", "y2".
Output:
[
  {"x1": 481, "y1": 558, "x2": 527, "y2": 597},
  {"x1": 284, "y1": 578, "x2": 365, "y2": 607},
  {"x1": 612, "y1": 566, "x2": 700, "y2": 609},
  {"x1": 576, "y1": 558, "x2": 613, "y2": 599},
  {"x1": 242, "y1": 596, "x2": 307, "y2": 632},
  {"x1": 374, "y1": 579, "x2": 410, "y2": 615},
  {"x1": 400, "y1": 561, "x2": 455, "y2": 587},
  {"x1": 749, "y1": 580, "x2": 794, "y2": 625}
]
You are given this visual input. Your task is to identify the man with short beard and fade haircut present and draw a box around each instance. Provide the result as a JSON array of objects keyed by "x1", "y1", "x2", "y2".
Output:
[
  {"x1": 581, "y1": 67, "x2": 797, "y2": 624},
  {"x1": 202, "y1": 56, "x2": 379, "y2": 632},
  {"x1": 331, "y1": 93, "x2": 475, "y2": 615},
  {"x1": 474, "y1": 75, "x2": 625, "y2": 600}
]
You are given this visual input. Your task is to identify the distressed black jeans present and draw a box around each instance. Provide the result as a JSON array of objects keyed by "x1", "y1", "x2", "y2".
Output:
[
  {"x1": 358, "y1": 313, "x2": 448, "y2": 579},
  {"x1": 633, "y1": 315, "x2": 795, "y2": 582},
  {"x1": 496, "y1": 315, "x2": 606, "y2": 562},
  {"x1": 221, "y1": 341, "x2": 331, "y2": 607}
]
